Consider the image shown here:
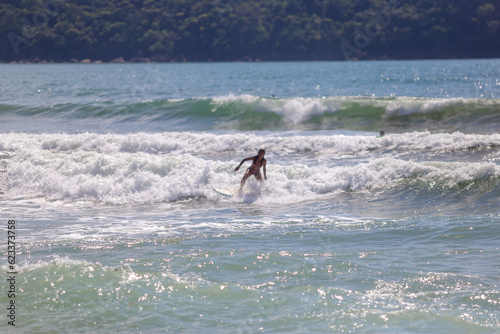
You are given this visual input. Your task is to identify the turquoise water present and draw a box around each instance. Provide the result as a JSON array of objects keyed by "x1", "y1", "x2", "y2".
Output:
[{"x1": 0, "y1": 60, "x2": 499, "y2": 333}]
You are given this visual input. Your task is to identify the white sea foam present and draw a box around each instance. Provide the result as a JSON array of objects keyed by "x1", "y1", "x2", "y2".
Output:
[
  {"x1": 2, "y1": 131, "x2": 499, "y2": 156},
  {"x1": 1, "y1": 131, "x2": 499, "y2": 205},
  {"x1": 2, "y1": 131, "x2": 499, "y2": 206},
  {"x1": 274, "y1": 98, "x2": 338, "y2": 124}
]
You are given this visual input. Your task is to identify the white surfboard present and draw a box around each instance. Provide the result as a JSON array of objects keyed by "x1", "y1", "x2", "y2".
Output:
[{"x1": 213, "y1": 187, "x2": 239, "y2": 197}]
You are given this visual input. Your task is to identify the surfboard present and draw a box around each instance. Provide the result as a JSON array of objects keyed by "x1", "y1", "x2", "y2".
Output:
[{"x1": 213, "y1": 187, "x2": 239, "y2": 197}]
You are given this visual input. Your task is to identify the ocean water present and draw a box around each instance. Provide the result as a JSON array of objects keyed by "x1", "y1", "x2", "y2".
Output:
[{"x1": 0, "y1": 59, "x2": 499, "y2": 333}]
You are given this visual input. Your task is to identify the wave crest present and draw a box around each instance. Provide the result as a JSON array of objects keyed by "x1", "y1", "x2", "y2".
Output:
[{"x1": 1, "y1": 96, "x2": 498, "y2": 133}]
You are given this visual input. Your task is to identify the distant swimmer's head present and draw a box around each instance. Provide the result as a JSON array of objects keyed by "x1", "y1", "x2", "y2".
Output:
[{"x1": 258, "y1": 149, "x2": 265, "y2": 156}]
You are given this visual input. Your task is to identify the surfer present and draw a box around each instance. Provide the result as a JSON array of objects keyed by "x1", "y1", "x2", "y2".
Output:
[{"x1": 234, "y1": 149, "x2": 267, "y2": 190}]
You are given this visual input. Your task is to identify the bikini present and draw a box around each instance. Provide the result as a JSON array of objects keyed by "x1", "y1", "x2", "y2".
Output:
[
  {"x1": 247, "y1": 156, "x2": 263, "y2": 176},
  {"x1": 248, "y1": 168, "x2": 260, "y2": 176}
]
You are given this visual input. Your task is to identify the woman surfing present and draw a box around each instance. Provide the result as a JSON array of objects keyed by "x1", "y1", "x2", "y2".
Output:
[{"x1": 234, "y1": 149, "x2": 267, "y2": 190}]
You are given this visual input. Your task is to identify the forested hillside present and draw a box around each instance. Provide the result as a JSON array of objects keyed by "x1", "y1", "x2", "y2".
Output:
[{"x1": 1, "y1": 0, "x2": 499, "y2": 62}]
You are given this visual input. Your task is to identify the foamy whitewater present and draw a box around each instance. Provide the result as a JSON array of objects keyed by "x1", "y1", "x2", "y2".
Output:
[{"x1": 0, "y1": 60, "x2": 499, "y2": 333}]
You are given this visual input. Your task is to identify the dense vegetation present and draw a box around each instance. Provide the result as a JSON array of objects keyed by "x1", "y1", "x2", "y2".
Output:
[{"x1": 1, "y1": 0, "x2": 499, "y2": 62}]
